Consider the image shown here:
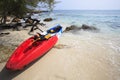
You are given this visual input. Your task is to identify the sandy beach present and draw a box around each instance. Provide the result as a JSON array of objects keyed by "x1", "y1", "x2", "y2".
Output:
[{"x1": 0, "y1": 22, "x2": 120, "y2": 80}]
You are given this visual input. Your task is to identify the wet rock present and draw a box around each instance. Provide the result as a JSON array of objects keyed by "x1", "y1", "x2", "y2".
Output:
[
  {"x1": 43, "y1": 18, "x2": 53, "y2": 22},
  {"x1": 81, "y1": 24, "x2": 98, "y2": 30},
  {"x1": 64, "y1": 24, "x2": 99, "y2": 33},
  {"x1": 63, "y1": 25, "x2": 81, "y2": 32}
]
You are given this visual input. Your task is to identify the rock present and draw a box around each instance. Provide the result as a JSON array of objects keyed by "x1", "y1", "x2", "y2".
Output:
[
  {"x1": 63, "y1": 25, "x2": 81, "y2": 32},
  {"x1": 0, "y1": 32, "x2": 10, "y2": 37},
  {"x1": 64, "y1": 24, "x2": 99, "y2": 33},
  {"x1": 81, "y1": 24, "x2": 98, "y2": 30},
  {"x1": 43, "y1": 18, "x2": 53, "y2": 22}
]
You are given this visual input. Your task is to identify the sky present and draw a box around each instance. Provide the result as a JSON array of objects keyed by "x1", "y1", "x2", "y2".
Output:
[{"x1": 55, "y1": 0, "x2": 120, "y2": 10}]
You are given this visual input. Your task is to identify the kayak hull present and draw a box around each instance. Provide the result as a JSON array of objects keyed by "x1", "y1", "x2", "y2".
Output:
[
  {"x1": 6, "y1": 24, "x2": 62, "y2": 70},
  {"x1": 6, "y1": 36, "x2": 58, "y2": 70}
]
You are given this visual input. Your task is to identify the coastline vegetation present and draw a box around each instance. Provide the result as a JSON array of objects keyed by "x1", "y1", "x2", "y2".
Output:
[{"x1": 0, "y1": 0, "x2": 58, "y2": 24}]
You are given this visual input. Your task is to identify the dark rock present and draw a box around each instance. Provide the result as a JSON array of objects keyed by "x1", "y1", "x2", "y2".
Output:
[
  {"x1": 0, "y1": 32, "x2": 10, "y2": 37},
  {"x1": 81, "y1": 24, "x2": 98, "y2": 30},
  {"x1": 43, "y1": 18, "x2": 53, "y2": 22},
  {"x1": 64, "y1": 24, "x2": 99, "y2": 33},
  {"x1": 63, "y1": 25, "x2": 81, "y2": 32}
]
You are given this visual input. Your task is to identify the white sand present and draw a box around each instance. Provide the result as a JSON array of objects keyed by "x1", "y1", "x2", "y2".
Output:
[{"x1": 0, "y1": 24, "x2": 120, "y2": 80}]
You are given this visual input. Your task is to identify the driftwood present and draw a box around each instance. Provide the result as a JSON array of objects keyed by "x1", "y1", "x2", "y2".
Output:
[
  {"x1": 0, "y1": 16, "x2": 46, "y2": 32},
  {"x1": 0, "y1": 23, "x2": 20, "y2": 31},
  {"x1": 0, "y1": 17, "x2": 22, "y2": 31},
  {"x1": 23, "y1": 17, "x2": 45, "y2": 33}
]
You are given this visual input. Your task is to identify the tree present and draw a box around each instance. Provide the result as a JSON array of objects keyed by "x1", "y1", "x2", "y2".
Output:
[
  {"x1": 46, "y1": 0, "x2": 57, "y2": 12},
  {"x1": 0, "y1": 0, "x2": 59, "y2": 24},
  {"x1": 40, "y1": 0, "x2": 60, "y2": 12},
  {"x1": 0, "y1": 0, "x2": 44, "y2": 24},
  {"x1": 0, "y1": 0, "x2": 28, "y2": 24}
]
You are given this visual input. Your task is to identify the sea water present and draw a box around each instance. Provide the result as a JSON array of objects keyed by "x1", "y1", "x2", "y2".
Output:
[
  {"x1": 34, "y1": 10, "x2": 120, "y2": 80},
  {"x1": 39, "y1": 10, "x2": 120, "y2": 52},
  {"x1": 40, "y1": 10, "x2": 120, "y2": 33}
]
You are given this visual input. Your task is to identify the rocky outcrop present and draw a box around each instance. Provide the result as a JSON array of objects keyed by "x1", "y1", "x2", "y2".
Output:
[
  {"x1": 43, "y1": 18, "x2": 53, "y2": 22},
  {"x1": 81, "y1": 24, "x2": 98, "y2": 30},
  {"x1": 63, "y1": 25, "x2": 81, "y2": 32},
  {"x1": 64, "y1": 24, "x2": 99, "y2": 32}
]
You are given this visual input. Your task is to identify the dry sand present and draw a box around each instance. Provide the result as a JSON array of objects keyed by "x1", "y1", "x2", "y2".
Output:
[{"x1": 0, "y1": 24, "x2": 120, "y2": 80}]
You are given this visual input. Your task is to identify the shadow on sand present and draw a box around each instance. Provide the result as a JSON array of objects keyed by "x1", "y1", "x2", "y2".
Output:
[{"x1": 0, "y1": 51, "x2": 49, "y2": 80}]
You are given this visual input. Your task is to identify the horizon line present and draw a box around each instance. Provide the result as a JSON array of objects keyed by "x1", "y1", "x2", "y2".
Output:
[{"x1": 54, "y1": 9, "x2": 120, "y2": 11}]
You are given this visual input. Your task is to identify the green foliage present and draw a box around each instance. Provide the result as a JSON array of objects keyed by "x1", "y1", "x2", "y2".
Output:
[
  {"x1": 0, "y1": 0, "x2": 28, "y2": 24},
  {"x1": 0, "y1": 0, "x2": 31, "y2": 17},
  {"x1": 0, "y1": 0, "x2": 59, "y2": 24},
  {"x1": 43, "y1": 0, "x2": 60, "y2": 12}
]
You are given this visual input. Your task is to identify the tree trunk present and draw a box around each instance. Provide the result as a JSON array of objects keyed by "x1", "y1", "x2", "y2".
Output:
[
  {"x1": 0, "y1": 16, "x2": 7, "y2": 24},
  {"x1": 0, "y1": 18, "x2": 2, "y2": 24},
  {"x1": 3, "y1": 15, "x2": 7, "y2": 24}
]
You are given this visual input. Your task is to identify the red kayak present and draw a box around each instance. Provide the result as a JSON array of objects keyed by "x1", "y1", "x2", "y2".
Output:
[{"x1": 6, "y1": 24, "x2": 62, "y2": 70}]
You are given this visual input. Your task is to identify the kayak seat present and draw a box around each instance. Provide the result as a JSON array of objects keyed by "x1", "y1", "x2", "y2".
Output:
[{"x1": 47, "y1": 25, "x2": 62, "y2": 33}]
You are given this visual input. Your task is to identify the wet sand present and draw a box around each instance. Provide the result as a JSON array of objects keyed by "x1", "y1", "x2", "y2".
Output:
[{"x1": 0, "y1": 24, "x2": 120, "y2": 80}]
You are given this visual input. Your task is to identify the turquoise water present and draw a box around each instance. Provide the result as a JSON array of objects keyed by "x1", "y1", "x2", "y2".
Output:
[{"x1": 39, "y1": 10, "x2": 120, "y2": 34}]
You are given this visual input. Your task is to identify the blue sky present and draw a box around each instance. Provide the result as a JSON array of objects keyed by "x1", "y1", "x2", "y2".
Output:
[{"x1": 55, "y1": 0, "x2": 120, "y2": 10}]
